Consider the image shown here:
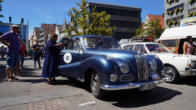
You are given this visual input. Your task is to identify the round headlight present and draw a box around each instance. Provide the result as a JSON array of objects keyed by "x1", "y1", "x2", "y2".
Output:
[
  {"x1": 149, "y1": 60, "x2": 157, "y2": 71},
  {"x1": 118, "y1": 61, "x2": 130, "y2": 73}
]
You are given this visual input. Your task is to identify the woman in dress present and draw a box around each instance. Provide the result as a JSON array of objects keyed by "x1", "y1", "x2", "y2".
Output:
[
  {"x1": 42, "y1": 34, "x2": 62, "y2": 84},
  {"x1": 183, "y1": 36, "x2": 194, "y2": 55}
]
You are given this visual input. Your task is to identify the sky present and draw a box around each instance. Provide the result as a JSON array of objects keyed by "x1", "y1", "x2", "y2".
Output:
[{"x1": 0, "y1": 0, "x2": 164, "y2": 38}]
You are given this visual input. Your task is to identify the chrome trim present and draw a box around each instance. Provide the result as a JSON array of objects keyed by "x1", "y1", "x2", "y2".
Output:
[
  {"x1": 100, "y1": 79, "x2": 165, "y2": 91},
  {"x1": 135, "y1": 55, "x2": 149, "y2": 80}
]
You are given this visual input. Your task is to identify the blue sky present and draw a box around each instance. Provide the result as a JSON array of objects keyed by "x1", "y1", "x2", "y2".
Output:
[{"x1": 0, "y1": 0, "x2": 164, "y2": 37}]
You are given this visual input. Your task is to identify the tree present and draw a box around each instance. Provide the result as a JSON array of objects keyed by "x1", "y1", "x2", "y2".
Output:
[
  {"x1": 64, "y1": 0, "x2": 115, "y2": 37},
  {"x1": 147, "y1": 18, "x2": 165, "y2": 39},
  {"x1": 135, "y1": 18, "x2": 164, "y2": 39}
]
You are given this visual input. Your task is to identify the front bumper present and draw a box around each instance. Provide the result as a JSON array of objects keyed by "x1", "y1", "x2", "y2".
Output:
[
  {"x1": 183, "y1": 68, "x2": 196, "y2": 76},
  {"x1": 100, "y1": 79, "x2": 165, "y2": 91}
]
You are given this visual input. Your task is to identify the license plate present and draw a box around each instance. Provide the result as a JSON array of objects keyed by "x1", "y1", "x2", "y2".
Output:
[{"x1": 140, "y1": 83, "x2": 155, "y2": 91}]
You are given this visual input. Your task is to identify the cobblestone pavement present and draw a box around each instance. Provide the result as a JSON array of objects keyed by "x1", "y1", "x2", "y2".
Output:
[{"x1": 1, "y1": 59, "x2": 196, "y2": 110}]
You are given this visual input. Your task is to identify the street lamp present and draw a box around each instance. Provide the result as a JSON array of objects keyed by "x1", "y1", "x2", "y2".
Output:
[
  {"x1": 20, "y1": 18, "x2": 24, "y2": 42},
  {"x1": 9, "y1": 16, "x2": 12, "y2": 30}
]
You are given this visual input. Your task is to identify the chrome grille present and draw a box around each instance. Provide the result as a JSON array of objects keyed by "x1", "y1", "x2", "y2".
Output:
[{"x1": 135, "y1": 55, "x2": 149, "y2": 80}]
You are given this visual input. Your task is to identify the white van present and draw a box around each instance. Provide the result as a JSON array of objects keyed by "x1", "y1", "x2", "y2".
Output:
[{"x1": 159, "y1": 25, "x2": 196, "y2": 54}]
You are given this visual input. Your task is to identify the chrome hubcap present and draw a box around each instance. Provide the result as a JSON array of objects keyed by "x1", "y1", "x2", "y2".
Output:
[
  {"x1": 91, "y1": 74, "x2": 98, "y2": 94},
  {"x1": 164, "y1": 67, "x2": 175, "y2": 82}
]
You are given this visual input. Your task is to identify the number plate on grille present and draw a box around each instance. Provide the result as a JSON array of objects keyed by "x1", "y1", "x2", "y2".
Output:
[{"x1": 140, "y1": 83, "x2": 155, "y2": 91}]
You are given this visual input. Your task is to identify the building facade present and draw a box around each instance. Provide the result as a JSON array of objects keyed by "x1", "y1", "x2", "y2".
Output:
[
  {"x1": 88, "y1": 2, "x2": 141, "y2": 40},
  {"x1": 164, "y1": 0, "x2": 196, "y2": 28},
  {"x1": 31, "y1": 24, "x2": 64, "y2": 47}
]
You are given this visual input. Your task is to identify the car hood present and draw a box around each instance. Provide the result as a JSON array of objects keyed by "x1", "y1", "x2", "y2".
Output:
[
  {"x1": 151, "y1": 52, "x2": 196, "y2": 60},
  {"x1": 85, "y1": 49, "x2": 139, "y2": 60}
]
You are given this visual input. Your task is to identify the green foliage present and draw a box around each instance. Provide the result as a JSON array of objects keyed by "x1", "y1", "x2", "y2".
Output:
[
  {"x1": 64, "y1": 0, "x2": 115, "y2": 38},
  {"x1": 135, "y1": 26, "x2": 144, "y2": 37},
  {"x1": 136, "y1": 18, "x2": 164, "y2": 39}
]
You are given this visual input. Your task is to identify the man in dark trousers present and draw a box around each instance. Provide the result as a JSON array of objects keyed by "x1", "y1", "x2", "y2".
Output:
[
  {"x1": 42, "y1": 34, "x2": 62, "y2": 84},
  {"x1": 32, "y1": 41, "x2": 41, "y2": 68},
  {"x1": 0, "y1": 25, "x2": 20, "y2": 81}
]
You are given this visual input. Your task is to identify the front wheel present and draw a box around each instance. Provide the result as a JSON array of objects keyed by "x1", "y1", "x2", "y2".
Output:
[
  {"x1": 90, "y1": 71, "x2": 105, "y2": 99},
  {"x1": 164, "y1": 66, "x2": 179, "y2": 83}
]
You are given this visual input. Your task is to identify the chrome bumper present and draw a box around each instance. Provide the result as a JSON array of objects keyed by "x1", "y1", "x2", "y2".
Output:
[{"x1": 100, "y1": 79, "x2": 165, "y2": 91}]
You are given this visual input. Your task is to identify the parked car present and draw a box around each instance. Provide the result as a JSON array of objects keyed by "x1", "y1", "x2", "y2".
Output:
[
  {"x1": 58, "y1": 35, "x2": 164, "y2": 98},
  {"x1": 121, "y1": 42, "x2": 196, "y2": 83}
]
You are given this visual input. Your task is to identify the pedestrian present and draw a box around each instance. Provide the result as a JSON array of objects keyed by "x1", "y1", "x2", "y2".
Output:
[
  {"x1": 1, "y1": 46, "x2": 6, "y2": 60},
  {"x1": 0, "y1": 25, "x2": 21, "y2": 81},
  {"x1": 15, "y1": 39, "x2": 26, "y2": 76},
  {"x1": 32, "y1": 40, "x2": 41, "y2": 68},
  {"x1": 20, "y1": 39, "x2": 26, "y2": 68},
  {"x1": 183, "y1": 35, "x2": 194, "y2": 55},
  {"x1": 42, "y1": 34, "x2": 62, "y2": 84}
]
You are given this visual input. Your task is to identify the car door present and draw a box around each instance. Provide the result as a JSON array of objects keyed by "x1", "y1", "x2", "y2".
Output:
[{"x1": 58, "y1": 39, "x2": 82, "y2": 78}]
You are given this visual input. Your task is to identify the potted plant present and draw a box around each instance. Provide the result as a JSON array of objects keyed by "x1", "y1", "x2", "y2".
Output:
[
  {"x1": 179, "y1": 7, "x2": 183, "y2": 13},
  {"x1": 177, "y1": 20, "x2": 180, "y2": 25},
  {"x1": 174, "y1": 8, "x2": 179, "y2": 14}
]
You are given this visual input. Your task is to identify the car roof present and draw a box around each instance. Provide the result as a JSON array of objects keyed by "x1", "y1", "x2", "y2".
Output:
[
  {"x1": 123, "y1": 42, "x2": 159, "y2": 45},
  {"x1": 73, "y1": 35, "x2": 113, "y2": 39}
]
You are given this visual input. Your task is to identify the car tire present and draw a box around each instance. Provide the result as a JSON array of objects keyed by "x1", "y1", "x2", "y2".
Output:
[
  {"x1": 90, "y1": 71, "x2": 105, "y2": 99},
  {"x1": 164, "y1": 66, "x2": 179, "y2": 83}
]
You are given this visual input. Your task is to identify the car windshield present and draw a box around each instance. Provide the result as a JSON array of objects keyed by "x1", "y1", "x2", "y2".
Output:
[
  {"x1": 146, "y1": 44, "x2": 170, "y2": 53},
  {"x1": 83, "y1": 37, "x2": 120, "y2": 49}
]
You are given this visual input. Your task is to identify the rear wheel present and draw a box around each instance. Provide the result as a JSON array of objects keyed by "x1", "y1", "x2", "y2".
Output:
[
  {"x1": 90, "y1": 71, "x2": 105, "y2": 99},
  {"x1": 164, "y1": 66, "x2": 179, "y2": 83}
]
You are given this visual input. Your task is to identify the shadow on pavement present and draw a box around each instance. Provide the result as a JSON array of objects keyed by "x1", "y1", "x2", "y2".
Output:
[
  {"x1": 102, "y1": 86, "x2": 182, "y2": 108},
  {"x1": 172, "y1": 76, "x2": 196, "y2": 86},
  {"x1": 0, "y1": 63, "x2": 6, "y2": 82},
  {"x1": 52, "y1": 78, "x2": 182, "y2": 108}
]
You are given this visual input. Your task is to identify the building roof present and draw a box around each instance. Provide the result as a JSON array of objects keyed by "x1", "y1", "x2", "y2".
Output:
[
  {"x1": 88, "y1": 2, "x2": 141, "y2": 11},
  {"x1": 41, "y1": 24, "x2": 57, "y2": 37},
  {"x1": 147, "y1": 14, "x2": 164, "y2": 28}
]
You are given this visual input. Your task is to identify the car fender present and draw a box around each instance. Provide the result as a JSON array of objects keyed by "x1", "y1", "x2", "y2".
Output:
[{"x1": 80, "y1": 55, "x2": 116, "y2": 85}]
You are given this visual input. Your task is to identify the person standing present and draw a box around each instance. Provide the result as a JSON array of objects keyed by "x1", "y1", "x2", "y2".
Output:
[
  {"x1": 20, "y1": 40, "x2": 26, "y2": 68},
  {"x1": 32, "y1": 41, "x2": 41, "y2": 68},
  {"x1": 0, "y1": 25, "x2": 20, "y2": 81},
  {"x1": 183, "y1": 36, "x2": 194, "y2": 55},
  {"x1": 42, "y1": 34, "x2": 62, "y2": 84},
  {"x1": 1, "y1": 46, "x2": 6, "y2": 60}
]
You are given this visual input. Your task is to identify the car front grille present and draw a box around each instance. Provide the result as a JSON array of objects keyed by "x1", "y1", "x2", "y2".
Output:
[{"x1": 135, "y1": 55, "x2": 149, "y2": 81}]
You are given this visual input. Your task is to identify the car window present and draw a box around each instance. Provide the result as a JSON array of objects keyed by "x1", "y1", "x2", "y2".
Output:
[
  {"x1": 134, "y1": 44, "x2": 147, "y2": 53},
  {"x1": 64, "y1": 40, "x2": 80, "y2": 50},
  {"x1": 83, "y1": 37, "x2": 120, "y2": 49},
  {"x1": 124, "y1": 45, "x2": 134, "y2": 50},
  {"x1": 161, "y1": 40, "x2": 178, "y2": 47},
  {"x1": 146, "y1": 44, "x2": 170, "y2": 53}
]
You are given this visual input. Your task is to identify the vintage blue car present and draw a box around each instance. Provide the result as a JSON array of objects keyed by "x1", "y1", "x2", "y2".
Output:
[{"x1": 58, "y1": 35, "x2": 165, "y2": 98}]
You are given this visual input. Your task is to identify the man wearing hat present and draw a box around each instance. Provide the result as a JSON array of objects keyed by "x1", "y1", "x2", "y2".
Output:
[{"x1": 0, "y1": 25, "x2": 21, "y2": 81}]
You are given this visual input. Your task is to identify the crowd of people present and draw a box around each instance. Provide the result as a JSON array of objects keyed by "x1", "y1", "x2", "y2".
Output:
[{"x1": 0, "y1": 24, "x2": 62, "y2": 84}]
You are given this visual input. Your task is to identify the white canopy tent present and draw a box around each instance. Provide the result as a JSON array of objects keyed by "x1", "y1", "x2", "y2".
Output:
[{"x1": 159, "y1": 25, "x2": 196, "y2": 40}]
